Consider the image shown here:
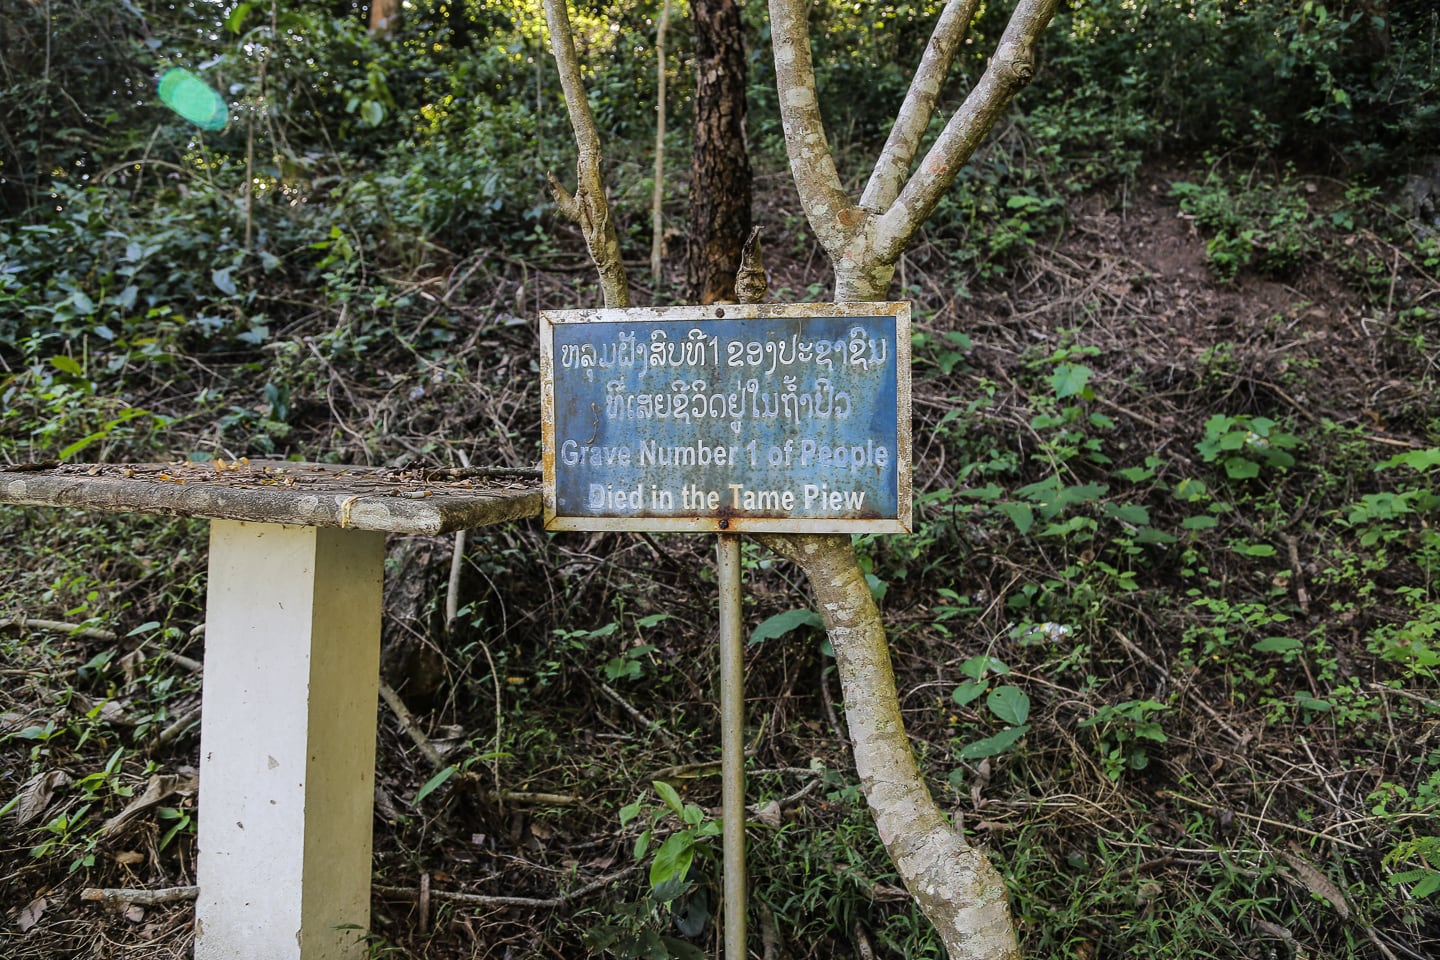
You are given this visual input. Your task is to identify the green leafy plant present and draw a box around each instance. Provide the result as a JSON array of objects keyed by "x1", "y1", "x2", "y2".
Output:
[
  {"x1": 952, "y1": 655, "x2": 1032, "y2": 762},
  {"x1": 1196, "y1": 414, "x2": 1300, "y2": 479},
  {"x1": 585, "y1": 782, "x2": 721, "y2": 959},
  {"x1": 1077, "y1": 699, "x2": 1170, "y2": 779}
]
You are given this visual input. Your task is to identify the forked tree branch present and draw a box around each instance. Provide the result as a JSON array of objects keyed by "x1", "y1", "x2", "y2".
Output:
[
  {"x1": 542, "y1": 0, "x2": 629, "y2": 307},
  {"x1": 873, "y1": 0, "x2": 1060, "y2": 263},
  {"x1": 858, "y1": 0, "x2": 982, "y2": 214},
  {"x1": 767, "y1": 0, "x2": 860, "y2": 257}
]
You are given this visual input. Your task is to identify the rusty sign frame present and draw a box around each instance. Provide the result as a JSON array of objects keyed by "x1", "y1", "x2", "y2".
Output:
[{"x1": 539, "y1": 301, "x2": 912, "y2": 534}]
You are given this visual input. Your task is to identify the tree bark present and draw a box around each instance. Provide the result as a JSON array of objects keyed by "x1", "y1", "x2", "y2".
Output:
[
  {"x1": 369, "y1": 0, "x2": 399, "y2": 36},
  {"x1": 650, "y1": 0, "x2": 672, "y2": 282},
  {"x1": 687, "y1": 0, "x2": 753, "y2": 304},
  {"x1": 543, "y1": 0, "x2": 630, "y2": 309},
  {"x1": 753, "y1": 533, "x2": 1019, "y2": 960},
  {"x1": 764, "y1": 1, "x2": 1059, "y2": 955}
]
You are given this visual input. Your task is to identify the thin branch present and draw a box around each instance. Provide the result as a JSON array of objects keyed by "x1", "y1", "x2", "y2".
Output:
[
  {"x1": 155, "y1": 705, "x2": 202, "y2": 746},
  {"x1": 767, "y1": 0, "x2": 860, "y2": 256},
  {"x1": 0, "y1": 617, "x2": 117, "y2": 642},
  {"x1": 859, "y1": 0, "x2": 981, "y2": 214},
  {"x1": 650, "y1": 0, "x2": 671, "y2": 281},
  {"x1": 379, "y1": 678, "x2": 446, "y2": 769},
  {"x1": 542, "y1": 0, "x2": 629, "y2": 307},
  {"x1": 599, "y1": 681, "x2": 681, "y2": 750},
  {"x1": 376, "y1": 864, "x2": 641, "y2": 909},
  {"x1": 874, "y1": 0, "x2": 1061, "y2": 263},
  {"x1": 82, "y1": 886, "x2": 198, "y2": 906}
]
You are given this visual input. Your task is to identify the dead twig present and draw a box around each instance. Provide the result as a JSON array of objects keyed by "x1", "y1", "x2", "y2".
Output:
[
  {"x1": 1112, "y1": 629, "x2": 1250, "y2": 747},
  {"x1": 81, "y1": 885, "x2": 198, "y2": 906},
  {"x1": 378, "y1": 679, "x2": 445, "y2": 769},
  {"x1": 599, "y1": 681, "x2": 681, "y2": 749},
  {"x1": 1160, "y1": 792, "x2": 1366, "y2": 850},
  {"x1": 375, "y1": 863, "x2": 641, "y2": 909},
  {"x1": 155, "y1": 705, "x2": 202, "y2": 747},
  {"x1": 0, "y1": 617, "x2": 117, "y2": 642}
]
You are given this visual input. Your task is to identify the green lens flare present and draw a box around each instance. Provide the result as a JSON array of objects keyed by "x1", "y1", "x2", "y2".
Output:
[{"x1": 157, "y1": 68, "x2": 228, "y2": 131}]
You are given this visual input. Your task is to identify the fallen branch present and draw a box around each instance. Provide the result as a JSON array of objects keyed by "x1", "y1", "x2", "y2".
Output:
[
  {"x1": 155, "y1": 704, "x2": 202, "y2": 747},
  {"x1": 82, "y1": 885, "x2": 198, "y2": 906},
  {"x1": 378, "y1": 679, "x2": 445, "y2": 769},
  {"x1": 485, "y1": 788, "x2": 580, "y2": 807},
  {"x1": 599, "y1": 681, "x2": 681, "y2": 749},
  {"x1": 376, "y1": 863, "x2": 641, "y2": 909},
  {"x1": 0, "y1": 617, "x2": 117, "y2": 642}
]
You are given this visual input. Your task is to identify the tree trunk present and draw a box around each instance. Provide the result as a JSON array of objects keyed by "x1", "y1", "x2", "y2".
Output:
[
  {"x1": 369, "y1": 0, "x2": 399, "y2": 36},
  {"x1": 651, "y1": 0, "x2": 671, "y2": 282},
  {"x1": 756, "y1": 260, "x2": 1019, "y2": 960},
  {"x1": 543, "y1": 0, "x2": 630, "y2": 308},
  {"x1": 763, "y1": 1, "x2": 1060, "y2": 955},
  {"x1": 754, "y1": 533, "x2": 1019, "y2": 960},
  {"x1": 687, "y1": 0, "x2": 752, "y2": 304}
]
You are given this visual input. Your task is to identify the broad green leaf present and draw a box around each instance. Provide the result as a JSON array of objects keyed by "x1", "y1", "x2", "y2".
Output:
[
  {"x1": 986, "y1": 686, "x2": 1031, "y2": 726},
  {"x1": 1254, "y1": 636, "x2": 1302, "y2": 653},
  {"x1": 1056, "y1": 483, "x2": 1110, "y2": 507},
  {"x1": 59, "y1": 431, "x2": 108, "y2": 460},
  {"x1": 652, "y1": 780, "x2": 685, "y2": 818},
  {"x1": 212, "y1": 267, "x2": 237, "y2": 296},
  {"x1": 49, "y1": 355, "x2": 85, "y2": 378},
  {"x1": 1182, "y1": 515, "x2": 1219, "y2": 530},
  {"x1": 1050, "y1": 363, "x2": 1093, "y2": 399},
  {"x1": 225, "y1": 1, "x2": 254, "y2": 33},
  {"x1": 749, "y1": 609, "x2": 822, "y2": 645},
  {"x1": 619, "y1": 798, "x2": 644, "y2": 828},
  {"x1": 1015, "y1": 476, "x2": 1062, "y2": 502},
  {"x1": 1377, "y1": 448, "x2": 1440, "y2": 472},
  {"x1": 1224, "y1": 456, "x2": 1260, "y2": 479},
  {"x1": 959, "y1": 724, "x2": 1031, "y2": 760},
  {"x1": 1104, "y1": 502, "x2": 1151, "y2": 525},
  {"x1": 1173, "y1": 477, "x2": 1209, "y2": 502},
  {"x1": 960, "y1": 482, "x2": 1003, "y2": 500},
  {"x1": 1039, "y1": 515, "x2": 1096, "y2": 537},
  {"x1": 413, "y1": 764, "x2": 457, "y2": 805},
  {"x1": 960, "y1": 655, "x2": 1010, "y2": 680},
  {"x1": 649, "y1": 833, "x2": 694, "y2": 890},
  {"x1": 952, "y1": 680, "x2": 987, "y2": 707},
  {"x1": 997, "y1": 502, "x2": 1034, "y2": 534}
]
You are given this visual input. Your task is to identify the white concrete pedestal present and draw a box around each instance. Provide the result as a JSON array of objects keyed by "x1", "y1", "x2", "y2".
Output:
[
  {"x1": 195, "y1": 521, "x2": 385, "y2": 960},
  {"x1": 0, "y1": 462, "x2": 542, "y2": 959}
]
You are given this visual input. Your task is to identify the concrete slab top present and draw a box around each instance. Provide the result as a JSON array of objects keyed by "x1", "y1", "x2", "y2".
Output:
[{"x1": 0, "y1": 460, "x2": 542, "y2": 535}]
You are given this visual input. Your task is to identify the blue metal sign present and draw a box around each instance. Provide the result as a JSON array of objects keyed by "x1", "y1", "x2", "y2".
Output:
[{"x1": 540, "y1": 303, "x2": 911, "y2": 533}]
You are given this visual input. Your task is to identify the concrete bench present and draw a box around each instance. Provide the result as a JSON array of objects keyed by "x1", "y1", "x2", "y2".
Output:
[{"x1": 0, "y1": 461, "x2": 540, "y2": 959}]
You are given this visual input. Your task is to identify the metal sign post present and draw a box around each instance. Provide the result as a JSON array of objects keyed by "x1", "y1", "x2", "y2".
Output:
[
  {"x1": 716, "y1": 533, "x2": 746, "y2": 959},
  {"x1": 540, "y1": 302, "x2": 911, "y2": 957}
]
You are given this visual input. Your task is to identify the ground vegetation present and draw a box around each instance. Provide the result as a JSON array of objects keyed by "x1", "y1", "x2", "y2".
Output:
[{"x1": 2, "y1": 2, "x2": 1439, "y2": 958}]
